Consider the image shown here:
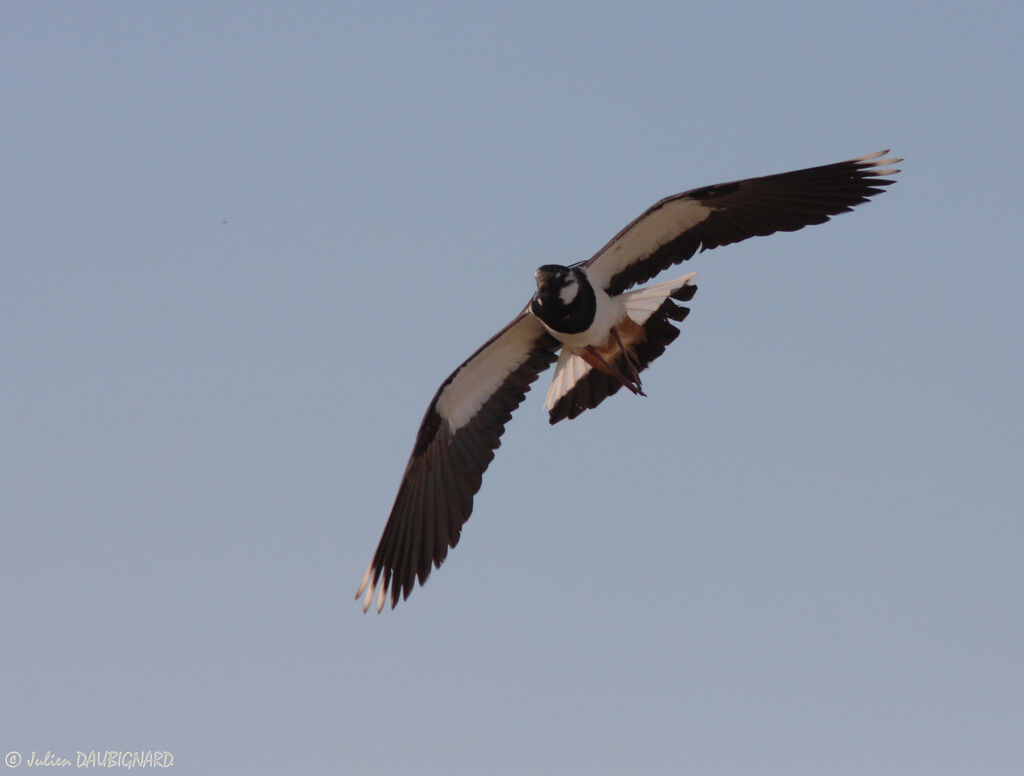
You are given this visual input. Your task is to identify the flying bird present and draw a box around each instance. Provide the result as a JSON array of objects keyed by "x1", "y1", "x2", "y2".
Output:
[{"x1": 357, "y1": 150, "x2": 901, "y2": 612}]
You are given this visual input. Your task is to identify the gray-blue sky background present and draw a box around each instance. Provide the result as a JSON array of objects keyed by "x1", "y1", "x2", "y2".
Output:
[{"x1": 3, "y1": 2, "x2": 1022, "y2": 774}]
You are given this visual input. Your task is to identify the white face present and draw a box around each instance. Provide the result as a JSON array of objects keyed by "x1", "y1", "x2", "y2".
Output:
[{"x1": 558, "y1": 275, "x2": 579, "y2": 305}]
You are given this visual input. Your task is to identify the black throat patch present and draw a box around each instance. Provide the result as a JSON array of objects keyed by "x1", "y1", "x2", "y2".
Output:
[{"x1": 530, "y1": 267, "x2": 597, "y2": 335}]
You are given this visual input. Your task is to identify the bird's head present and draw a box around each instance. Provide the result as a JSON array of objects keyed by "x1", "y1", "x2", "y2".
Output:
[{"x1": 532, "y1": 264, "x2": 578, "y2": 308}]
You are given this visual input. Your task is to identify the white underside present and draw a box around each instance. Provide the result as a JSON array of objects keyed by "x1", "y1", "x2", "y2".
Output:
[
  {"x1": 585, "y1": 199, "x2": 714, "y2": 290},
  {"x1": 436, "y1": 314, "x2": 549, "y2": 433},
  {"x1": 543, "y1": 271, "x2": 697, "y2": 410}
]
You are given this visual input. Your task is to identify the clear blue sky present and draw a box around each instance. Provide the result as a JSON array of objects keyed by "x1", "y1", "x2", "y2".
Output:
[{"x1": 3, "y1": 2, "x2": 1022, "y2": 774}]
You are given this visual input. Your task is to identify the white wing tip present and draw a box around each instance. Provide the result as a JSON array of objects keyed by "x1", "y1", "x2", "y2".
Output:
[
  {"x1": 853, "y1": 149, "x2": 902, "y2": 172},
  {"x1": 356, "y1": 562, "x2": 388, "y2": 614},
  {"x1": 355, "y1": 563, "x2": 371, "y2": 598},
  {"x1": 853, "y1": 149, "x2": 889, "y2": 161}
]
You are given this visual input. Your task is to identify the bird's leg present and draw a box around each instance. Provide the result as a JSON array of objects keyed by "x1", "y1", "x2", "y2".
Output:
[
  {"x1": 581, "y1": 346, "x2": 642, "y2": 395},
  {"x1": 581, "y1": 333, "x2": 646, "y2": 397},
  {"x1": 610, "y1": 326, "x2": 645, "y2": 396}
]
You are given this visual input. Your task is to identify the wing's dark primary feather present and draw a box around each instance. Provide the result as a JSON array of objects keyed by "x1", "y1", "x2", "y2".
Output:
[
  {"x1": 585, "y1": 150, "x2": 901, "y2": 296},
  {"x1": 357, "y1": 313, "x2": 558, "y2": 612}
]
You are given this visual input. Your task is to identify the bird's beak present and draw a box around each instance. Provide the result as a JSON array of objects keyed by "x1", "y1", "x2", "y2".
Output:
[{"x1": 533, "y1": 268, "x2": 552, "y2": 290}]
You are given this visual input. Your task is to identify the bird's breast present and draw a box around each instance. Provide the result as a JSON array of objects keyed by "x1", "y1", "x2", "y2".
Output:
[{"x1": 537, "y1": 283, "x2": 625, "y2": 350}]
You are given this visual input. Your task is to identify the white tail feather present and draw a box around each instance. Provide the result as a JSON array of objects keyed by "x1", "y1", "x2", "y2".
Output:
[
  {"x1": 544, "y1": 349, "x2": 589, "y2": 410},
  {"x1": 622, "y1": 272, "x2": 697, "y2": 326}
]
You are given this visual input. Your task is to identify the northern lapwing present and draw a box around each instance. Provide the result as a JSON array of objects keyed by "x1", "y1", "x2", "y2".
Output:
[{"x1": 357, "y1": 150, "x2": 901, "y2": 612}]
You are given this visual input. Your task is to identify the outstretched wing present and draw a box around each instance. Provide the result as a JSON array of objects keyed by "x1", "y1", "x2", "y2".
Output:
[
  {"x1": 357, "y1": 312, "x2": 559, "y2": 612},
  {"x1": 585, "y1": 150, "x2": 901, "y2": 295}
]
